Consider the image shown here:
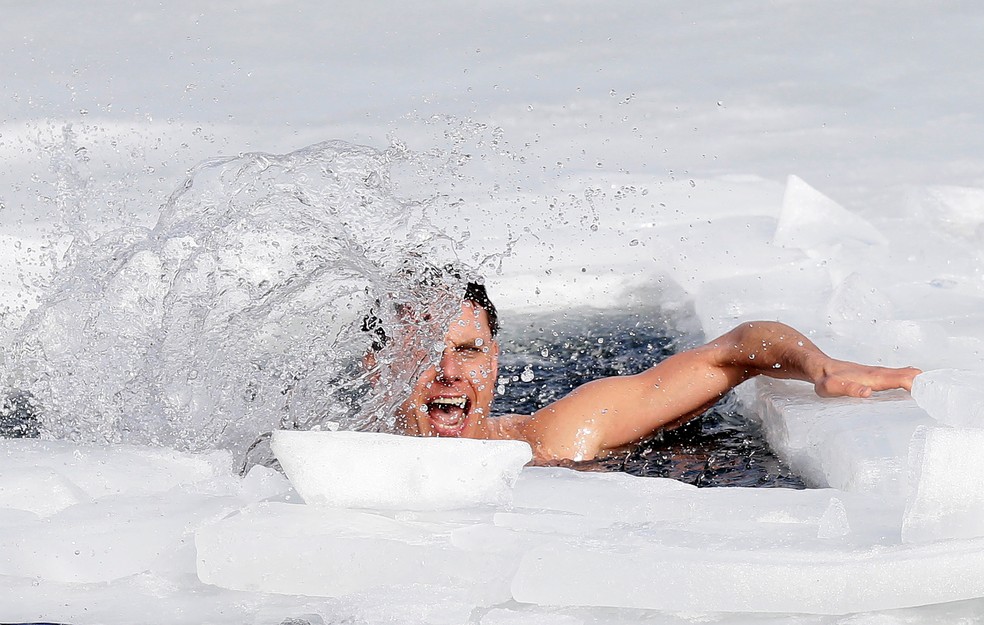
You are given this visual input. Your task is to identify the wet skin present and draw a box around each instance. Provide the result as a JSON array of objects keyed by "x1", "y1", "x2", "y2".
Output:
[
  {"x1": 397, "y1": 302, "x2": 500, "y2": 439},
  {"x1": 396, "y1": 303, "x2": 922, "y2": 464}
]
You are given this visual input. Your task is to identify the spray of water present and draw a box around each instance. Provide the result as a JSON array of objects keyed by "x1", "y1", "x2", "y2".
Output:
[{"x1": 3, "y1": 139, "x2": 483, "y2": 459}]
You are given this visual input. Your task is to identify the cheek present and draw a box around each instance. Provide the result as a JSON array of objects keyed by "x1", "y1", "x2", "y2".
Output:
[
  {"x1": 408, "y1": 368, "x2": 438, "y2": 397},
  {"x1": 467, "y1": 360, "x2": 496, "y2": 389}
]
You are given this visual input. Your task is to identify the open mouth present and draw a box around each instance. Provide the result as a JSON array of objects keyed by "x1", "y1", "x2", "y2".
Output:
[{"x1": 425, "y1": 396, "x2": 472, "y2": 436}]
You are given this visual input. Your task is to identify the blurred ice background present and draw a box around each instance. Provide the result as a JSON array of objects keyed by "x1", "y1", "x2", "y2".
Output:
[{"x1": 2, "y1": 2, "x2": 984, "y2": 623}]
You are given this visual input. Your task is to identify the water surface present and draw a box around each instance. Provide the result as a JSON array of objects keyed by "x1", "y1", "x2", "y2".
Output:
[{"x1": 495, "y1": 309, "x2": 805, "y2": 488}]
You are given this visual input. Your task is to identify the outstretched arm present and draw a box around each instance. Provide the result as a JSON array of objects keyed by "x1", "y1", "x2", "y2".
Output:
[{"x1": 520, "y1": 321, "x2": 921, "y2": 462}]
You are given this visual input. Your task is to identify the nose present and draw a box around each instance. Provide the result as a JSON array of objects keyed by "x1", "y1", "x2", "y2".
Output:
[{"x1": 436, "y1": 349, "x2": 463, "y2": 382}]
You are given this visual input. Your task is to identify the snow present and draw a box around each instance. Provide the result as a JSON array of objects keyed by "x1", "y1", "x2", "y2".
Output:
[{"x1": 3, "y1": 1, "x2": 984, "y2": 623}]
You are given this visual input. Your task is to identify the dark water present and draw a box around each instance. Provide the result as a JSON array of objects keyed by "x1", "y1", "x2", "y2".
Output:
[
  {"x1": 0, "y1": 391, "x2": 41, "y2": 439},
  {"x1": 494, "y1": 309, "x2": 806, "y2": 489},
  {"x1": 3, "y1": 308, "x2": 805, "y2": 489}
]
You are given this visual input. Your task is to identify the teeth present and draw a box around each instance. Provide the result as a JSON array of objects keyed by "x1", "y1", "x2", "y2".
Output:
[{"x1": 430, "y1": 397, "x2": 467, "y2": 409}]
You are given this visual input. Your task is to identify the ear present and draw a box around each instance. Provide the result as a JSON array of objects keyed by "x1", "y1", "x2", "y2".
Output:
[{"x1": 489, "y1": 339, "x2": 500, "y2": 377}]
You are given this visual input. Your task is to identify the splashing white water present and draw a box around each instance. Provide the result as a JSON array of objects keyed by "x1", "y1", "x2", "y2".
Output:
[{"x1": 3, "y1": 139, "x2": 489, "y2": 458}]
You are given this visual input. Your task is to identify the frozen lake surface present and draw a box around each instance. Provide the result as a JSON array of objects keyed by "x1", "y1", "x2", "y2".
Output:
[{"x1": 3, "y1": 1, "x2": 984, "y2": 623}]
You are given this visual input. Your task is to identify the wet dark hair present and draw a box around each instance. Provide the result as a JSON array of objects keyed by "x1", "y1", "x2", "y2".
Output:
[{"x1": 361, "y1": 278, "x2": 498, "y2": 352}]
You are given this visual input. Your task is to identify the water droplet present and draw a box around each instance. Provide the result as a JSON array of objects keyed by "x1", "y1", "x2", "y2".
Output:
[{"x1": 520, "y1": 366, "x2": 534, "y2": 383}]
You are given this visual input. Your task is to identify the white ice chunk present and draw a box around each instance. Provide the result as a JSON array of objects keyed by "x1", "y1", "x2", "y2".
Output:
[
  {"x1": 738, "y1": 378, "x2": 932, "y2": 497},
  {"x1": 511, "y1": 532, "x2": 984, "y2": 614},
  {"x1": 817, "y1": 497, "x2": 850, "y2": 539},
  {"x1": 0, "y1": 493, "x2": 241, "y2": 583},
  {"x1": 646, "y1": 216, "x2": 803, "y2": 292},
  {"x1": 825, "y1": 272, "x2": 894, "y2": 324},
  {"x1": 824, "y1": 318, "x2": 950, "y2": 370},
  {"x1": 902, "y1": 426, "x2": 984, "y2": 543},
  {"x1": 509, "y1": 468, "x2": 861, "y2": 539},
  {"x1": 195, "y1": 501, "x2": 515, "y2": 604},
  {"x1": 905, "y1": 184, "x2": 984, "y2": 240},
  {"x1": 271, "y1": 430, "x2": 532, "y2": 510},
  {"x1": 0, "y1": 467, "x2": 90, "y2": 516},
  {"x1": 238, "y1": 464, "x2": 292, "y2": 502},
  {"x1": 911, "y1": 369, "x2": 984, "y2": 428},
  {"x1": 694, "y1": 261, "x2": 831, "y2": 337},
  {"x1": 0, "y1": 439, "x2": 233, "y2": 499},
  {"x1": 774, "y1": 175, "x2": 888, "y2": 252}
]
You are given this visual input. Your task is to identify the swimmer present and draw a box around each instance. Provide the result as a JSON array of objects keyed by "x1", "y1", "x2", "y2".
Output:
[{"x1": 367, "y1": 281, "x2": 920, "y2": 464}]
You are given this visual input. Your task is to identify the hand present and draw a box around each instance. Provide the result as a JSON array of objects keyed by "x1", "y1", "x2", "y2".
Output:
[{"x1": 813, "y1": 359, "x2": 921, "y2": 398}]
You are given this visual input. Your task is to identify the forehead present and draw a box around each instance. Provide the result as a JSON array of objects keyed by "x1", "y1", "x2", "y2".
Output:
[{"x1": 446, "y1": 302, "x2": 493, "y2": 343}]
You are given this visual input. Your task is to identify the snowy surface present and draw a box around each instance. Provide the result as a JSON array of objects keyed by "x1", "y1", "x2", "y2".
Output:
[{"x1": 3, "y1": 1, "x2": 984, "y2": 623}]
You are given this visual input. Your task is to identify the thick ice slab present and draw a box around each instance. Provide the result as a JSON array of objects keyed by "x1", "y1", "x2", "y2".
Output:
[
  {"x1": 271, "y1": 430, "x2": 532, "y2": 510},
  {"x1": 0, "y1": 440, "x2": 280, "y2": 584},
  {"x1": 195, "y1": 501, "x2": 515, "y2": 604},
  {"x1": 510, "y1": 533, "x2": 984, "y2": 614},
  {"x1": 194, "y1": 467, "x2": 976, "y2": 615},
  {"x1": 0, "y1": 467, "x2": 89, "y2": 516},
  {"x1": 903, "y1": 426, "x2": 984, "y2": 543},
  {"x1": 911, "y1": 369, "x2": 984, "y2": 428},
  {"x1": 0, "y1": 492, "x2": 242, "y2": 583},
  {"x1": 736, "y1": 378, "x2": 933, "y2": 497},
  {"x1": 774, "y1": 175, "x2": 888, "y2": 253},
  {"x1": 0, "y1": 439, "x2": 234, "y2": 498},
  {"x1": 503, "y1": 469, "x2": 980, "y2": 614}
]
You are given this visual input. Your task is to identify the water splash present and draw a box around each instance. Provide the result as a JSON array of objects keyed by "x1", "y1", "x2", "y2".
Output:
[{"x1": 4, "y1": 139, "x2": 478, "y2": 457}]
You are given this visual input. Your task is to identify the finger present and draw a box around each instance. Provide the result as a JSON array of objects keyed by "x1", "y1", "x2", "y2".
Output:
[
  {"x1": 866, "y1": 367, "x2": 921, "y2": 392},
  {"x1": 818, "y1": 377, "x2": 871, "y2": 398}
]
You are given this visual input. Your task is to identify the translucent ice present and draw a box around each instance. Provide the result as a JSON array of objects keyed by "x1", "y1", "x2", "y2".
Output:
[
  {"x1": 510, "y1": 532, "x2": 984, "y2": 614},
  {"x1": 271, "y1": 430, "x2": 532, "y2": 510},
  {"x1": 0, "y1": 466, "x2": 89, "y2": 516},
  {"x1": 774, "y1": 175, "x2": 888, "y2": 252},
  {"x1": 0, "y1": 439, "x2": 233, "y2": 498},
  {"x1": 736, "y1": 378, "x2": 933, "y2": 497},
  {"x1": 694, "y1": 261, "x2": 831, "y2": 337},
  {"x1": 902, "y1": 426, "x2": 984, "y2": 543},
  {"x1": 911, "y1": 369, "x2": 984, "y2": 428},
  {"x1": 195, "y1": 501, "x2": 515, "y2": 603},
  {"x1": 0, "y1": 493, "x2": 241, "y2": 583}
]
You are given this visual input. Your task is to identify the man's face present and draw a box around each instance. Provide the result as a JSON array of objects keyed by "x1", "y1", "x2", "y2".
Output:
[{"x1": 397, "y1": 301, "x2": 499, "y2": 438}]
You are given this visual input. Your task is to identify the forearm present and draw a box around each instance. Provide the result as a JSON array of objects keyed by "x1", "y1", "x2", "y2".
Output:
[
  {"x1": 711, "y1": 321, "x2": 920, "y2": 397},
  {"x1": 525, "y1": 321, "x2": 920, "y2": 462},
  {"x1": 712, "y1": 321, "x2": 827, "y2": 385}
]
